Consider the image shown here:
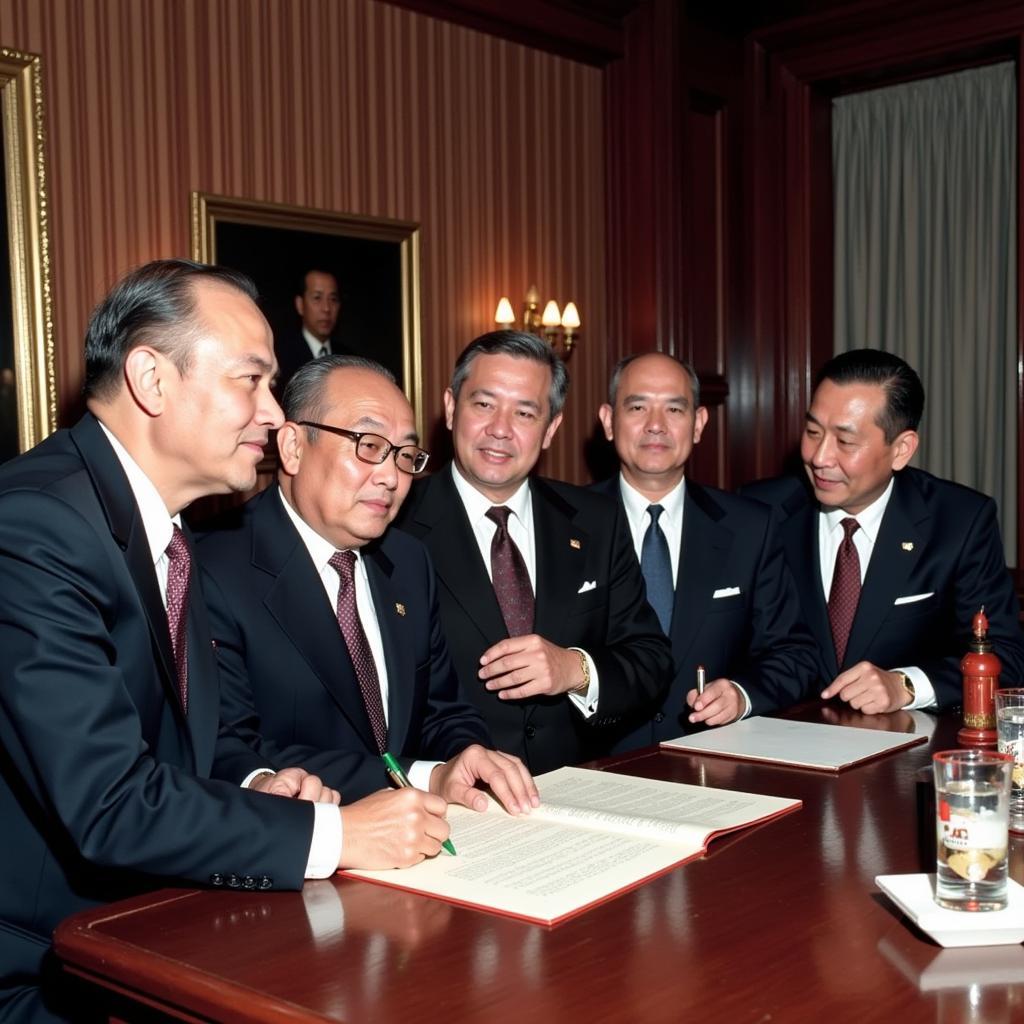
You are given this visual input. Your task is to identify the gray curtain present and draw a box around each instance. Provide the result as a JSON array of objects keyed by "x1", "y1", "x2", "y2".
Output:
[{"x1": 833, "y1": 62, "x2": 1017, "y2": 564}]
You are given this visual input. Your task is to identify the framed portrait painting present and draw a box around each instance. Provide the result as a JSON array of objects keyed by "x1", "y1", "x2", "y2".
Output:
[
  {"x1": 191, "y1": 193, "x2": 422, "y2": 431},
  {"x1": 0, "y1": 48, "x2": 55, "y2": 464}
]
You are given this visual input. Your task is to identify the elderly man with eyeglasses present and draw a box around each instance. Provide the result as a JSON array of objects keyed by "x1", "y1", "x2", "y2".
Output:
[{"x1": 196, "y1": 354, "x2": 538, "y2": 815}]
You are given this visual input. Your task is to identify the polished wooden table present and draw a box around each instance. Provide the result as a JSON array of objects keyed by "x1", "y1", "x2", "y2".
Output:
[{"x1": 54, "y1": 706, "x2": 1024, "y2": 1023}]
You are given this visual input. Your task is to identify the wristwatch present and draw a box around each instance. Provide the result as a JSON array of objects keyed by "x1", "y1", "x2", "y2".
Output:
[{"x1": 895, "y1": 671, "x2": 915, "y2": 706}]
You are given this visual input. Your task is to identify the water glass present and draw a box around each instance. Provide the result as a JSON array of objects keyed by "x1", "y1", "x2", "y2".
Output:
[
  {"x1": 933, "y1": 749, "x2": 1012, "y2": 911},
  {"x1": 995, "y1": 688, "x2": 1024, "y2": 833}
]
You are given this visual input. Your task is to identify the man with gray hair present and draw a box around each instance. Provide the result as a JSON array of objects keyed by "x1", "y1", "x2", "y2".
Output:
[
  {"x1": 396, "y1": 331, "x2": 671, "y2": 773},
  {"x1": 595, "y1": 352, "x2": 818, "y2": 751},
  {"x1": 197, "y1": 354, "x2": 537, "y2": 817}
]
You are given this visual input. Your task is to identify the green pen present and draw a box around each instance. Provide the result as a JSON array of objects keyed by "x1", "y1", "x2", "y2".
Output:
[{"x1": 381, "y1": 751, "x2": 457, "y2": 856}]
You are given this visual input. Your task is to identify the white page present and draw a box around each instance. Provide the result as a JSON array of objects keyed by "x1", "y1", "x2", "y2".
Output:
[{"x1": 661, "y1": 716, "x2": 924, "y2": 769}]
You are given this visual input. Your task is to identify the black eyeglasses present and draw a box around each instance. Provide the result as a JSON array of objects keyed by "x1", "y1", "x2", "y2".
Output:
[{"x1": 297, "y1": 422, "x2": 430, "y2": 475}]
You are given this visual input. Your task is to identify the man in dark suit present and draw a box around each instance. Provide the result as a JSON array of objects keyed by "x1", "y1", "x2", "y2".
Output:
[
  {"x1": 396, "y1": 331, "x2": 671, "y2": 774},
  {"x1": 594, "y1": 352, "x2": 819, "y2": 749},
  {"x1": 0, "y1": 261, "x2": 451, "y2": 1021},
  {"x1": 274, "y1": 267, "x2": 346, "y2": 395},
  {"x1": 744, "y1": 348, "x2": 1024, "y2": 713},
  {"x1": 197, "y1": 355, "x2": 536, "y2": 811}
]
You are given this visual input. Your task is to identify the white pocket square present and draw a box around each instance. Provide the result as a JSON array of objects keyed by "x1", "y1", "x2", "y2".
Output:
[
  {"x1": 894, "y1": 592, "x2": 934, "y2": 605},
  {"x1": 577, "y1": 580, "x2": 598, "y2": 594},
  {"x1": 713, "y1": 587, "x2": 741, "y2": 599}
]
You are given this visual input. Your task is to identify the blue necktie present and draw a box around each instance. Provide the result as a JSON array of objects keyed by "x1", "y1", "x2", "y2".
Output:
[{"x1": 641, "y1": 504, "x2": 674, "y2": 633}]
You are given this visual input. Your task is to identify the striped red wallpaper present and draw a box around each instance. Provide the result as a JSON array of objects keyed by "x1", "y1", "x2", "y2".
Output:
[{"x1": 0, "y1": 0, "x2": 607, "y2": 483}]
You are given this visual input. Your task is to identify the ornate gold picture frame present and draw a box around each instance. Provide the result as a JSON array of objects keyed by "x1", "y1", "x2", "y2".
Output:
[
  {"x1": 0, "y1": 48, "x2": 54, "y2": 462},
  {"x1": 191, "y1": 193, "x2": 422, "y2": 433}
]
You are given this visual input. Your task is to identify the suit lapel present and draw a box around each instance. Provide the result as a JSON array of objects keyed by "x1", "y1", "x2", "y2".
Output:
[
  {"x1": 363, "y1": 542, "x2": 413, "y2": 753},
  {"x1": 844, "y1": 473, "x2": 925, "y2": 667},
  {"x1": 670, "y1": 483, "x2": 732, "y2": 662},
  {"x1": 71, "y1": 415, "x2": 189, "y2": 735},
  {"x1": 252, "y1": 489, "x2": 379, "y2": 752},
  {"x1": 409, "y1": 471, "x2": 508, "y2": 643},
  {"x1": 776, "y1": 491, "x2": 836, "y2": 677},
  {"x1": 531, "y1": 479, "x2": 590, "y2": 635},
  {"x1": 182, "y1": 524, "x2": 217, "y2": 773}
]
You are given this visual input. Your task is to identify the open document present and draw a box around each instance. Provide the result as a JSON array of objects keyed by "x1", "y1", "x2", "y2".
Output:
[{"x1": 341, "y1": 766, "x2": 800, "y2": 925}]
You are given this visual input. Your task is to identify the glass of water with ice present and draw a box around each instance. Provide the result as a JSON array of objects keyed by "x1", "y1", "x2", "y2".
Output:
[
  {"x1": 995, "y1": 688, "x2": 1024, "y2": 833},
  {"x1": 933, "y1": 749, "x2": 1012, "y2": 911}
]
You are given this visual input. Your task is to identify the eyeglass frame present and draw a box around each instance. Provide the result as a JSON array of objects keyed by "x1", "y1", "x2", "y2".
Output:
[{"x1": 296, "y1": 421, "x2": 431, "y2": 475}]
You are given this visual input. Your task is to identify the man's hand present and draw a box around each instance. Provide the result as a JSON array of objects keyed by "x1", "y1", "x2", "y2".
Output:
[
  {"x1": 821, "y1": 661, "x2": 912, "y2": 714},
  {"x1": 250, "y1": 767, "x2": 340, "y2": 804},
  {"x1": 686, "y1": 679, "x2": 743, "y2": 727},
  {"x1": 338, "y1": 788, "x2": 451, "y2": 870},
  {"x1": 478, "y1": 634, "x2": 585, "y2": 699},
  {"x1": 429, "y1": 745, "x2": 539, "y2": 815}
]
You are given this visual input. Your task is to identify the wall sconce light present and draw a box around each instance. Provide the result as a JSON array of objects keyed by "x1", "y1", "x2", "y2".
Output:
[{"x1": 493, "y1": 284, "x2": 581, "y2": 360}]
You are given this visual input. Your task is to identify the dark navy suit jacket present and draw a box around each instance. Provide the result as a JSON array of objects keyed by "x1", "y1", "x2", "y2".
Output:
[
  {"x1": 741, "y1": 468, "x2": 1024, "y2": 708},
  {"x1": 197, "y1": 485, "x2": 492, "y2": 799},
  {"x1": 0, "y1": 415, "x2": 312, "y2": 986},
  {"x1": 395, "y1": 467, "x2": 672, "y2": 773},
  {"x1": 593, "y1": 476, "x2": 819, "y2": 750}
]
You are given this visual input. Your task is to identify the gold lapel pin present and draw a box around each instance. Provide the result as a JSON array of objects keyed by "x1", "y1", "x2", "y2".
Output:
[
  {"x1": 395, "y1": 603, "x2": 406, "y2": 616},
  {"x1": 901, "y1": 542, "x2": 914, "y2": 552},
  {"x1": 570, "y1": 538, "x2": 581, "y2": 550}
]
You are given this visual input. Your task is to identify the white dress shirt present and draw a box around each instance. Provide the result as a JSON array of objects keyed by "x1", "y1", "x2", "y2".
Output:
[
  {"x1": 278, "y1": 489, "x2": 439, "y2": 792},
  {"x1": 100, "y1": 423, "x2": 341, "y2": 878},
  {"x1": 616, "y1": 473, "x2": 752, "y2": 718},
  {"x1": 450, "y1": 464, "x2": 599, "y2": 715},
  {"x1": 816, "y1": 477, "x2": 935, "y2": 709}
]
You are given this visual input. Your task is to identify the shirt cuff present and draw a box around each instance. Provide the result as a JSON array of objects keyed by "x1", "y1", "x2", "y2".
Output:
[
  {"x1": 407, "y1": 760, "x2": 443, "y2": 791},
  {"x1": 567, "y1": 648, "x2": 599, "y2": 718},
  {"x1": 896, "y1": 666, "x2": 936, "y2": 710},
  {"x1": 240, "y1": 767, "x2": 276, "y2": 789},
  {"x1": 730, "y1": 681, "x2": 753, "y2": 719},
  {"x1": 305, "y1": 801, "x2": 343, "y2": 879}
]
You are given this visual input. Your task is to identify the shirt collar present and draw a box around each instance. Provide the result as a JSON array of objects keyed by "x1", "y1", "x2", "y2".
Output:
[
  {"x1": 450, "y1": 462, "x2": 533, "y2": 527},
  {"x1": 98, "y1": 421, "x2": 179, "y2": 564},
  {"x1": 302, "y1": 326, "x2": 330, "y2": 354},
  {"x1": 278, "y1": 487, "x2": 360, "y2": 570},
  {"x1": 617, "y1": 473, "x2": 686, "y2": 526},
  {"x1": 820, "y1": 475, "x2": 895, "y2": 545}
]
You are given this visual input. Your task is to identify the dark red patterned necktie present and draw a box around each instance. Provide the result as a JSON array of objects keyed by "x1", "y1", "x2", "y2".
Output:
[
  {"x1": 329, "y1": 550, "x2": 388, "y2": 752},
  {"x1": 165, "y1": 525, "x2": 191, "y2": 712},
  {"x1": 486, "y1": 505, "x2": 535, "y2": 637},
  {"x1": 828, "y1": 517, "x2": 861, "y2": 666}
]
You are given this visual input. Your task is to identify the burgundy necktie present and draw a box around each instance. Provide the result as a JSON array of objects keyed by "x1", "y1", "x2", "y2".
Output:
[
  {"x1": 165, "y1": 525, "x2": 191, "y2": 712},
  {"x1": 828, "y1": 517, "x2": 861, "y2": 667},
  {"x1": 329, "y1": 550, "x2": 388, "y2": 752},
  {"x1": 486, "y1": 506, "x2": 535, "y2": 637}
]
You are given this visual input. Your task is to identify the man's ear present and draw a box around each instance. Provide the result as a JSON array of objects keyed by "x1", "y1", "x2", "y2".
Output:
[
  {"x1": 123, "y1": 347, "x2": 166, "y2": 417},
  {"x1": 443, "y1": 388, "x2": 456, "y2": 430},
  {"x1": 294, "y1": 295, "x2": 305, "y2": 319},
  {"x1": 891, "y1": 429, "x2": 919, "y2": 471},
  {"x1": 598, "y1": 403, "x2": 614, "y2": 442},
  {"x1": 541, "y1": 411, "x2": 563, "y2": 451},
  {"x1": 692, "y1": 405, "x2": 709, "y2": 446},
  {"x1": 277, "y1": 422, "x2": 303, "y2": 476}
]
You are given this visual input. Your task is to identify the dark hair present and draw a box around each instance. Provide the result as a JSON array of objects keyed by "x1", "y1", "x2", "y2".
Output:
[
  {"x1": 450, "y1": 330, "x2": 569, "y2": 420},
  {"x1": 815, "y1": 348, "x2": 924, "y2": 442},
  {"x1": 294, "y1": 267, "x2": 340, "y2": 299},
  {"x1": 83, "y1": 259, "x2": 258, "y2": 401},
  {"x1": 607, "y1": 352, "x2": 701, "y2": 407},
  {"x1": 283, "y1": 354, "x2": 396, "y2": 436}
]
